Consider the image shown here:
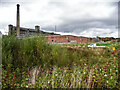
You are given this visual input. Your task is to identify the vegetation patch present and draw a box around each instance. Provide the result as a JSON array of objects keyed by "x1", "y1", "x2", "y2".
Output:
[{"x1": 2, "y1": 35, "x2": 119, "y2": 89}]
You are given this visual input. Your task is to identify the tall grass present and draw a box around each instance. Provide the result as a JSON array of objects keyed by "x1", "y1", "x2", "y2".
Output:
[
  {"x1": 2, "y1": 35, "x2": 48, "y2": 69},
  {"x1": 2, "y1": 35, "x2": 103, "y2": 69},
  {"x1": 2, "y1": 35, "x2": 119, "y2": 88}
]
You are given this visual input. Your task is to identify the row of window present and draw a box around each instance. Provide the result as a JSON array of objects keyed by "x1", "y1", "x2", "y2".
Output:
[
  {"x1": 49, "y1": 37, "x2": 94, "y2": 40},
  {"x1": 49, "y1": 38, "x2": 94, "y2": 41},
  {"x1": 51, "y1": 39, "x2": 95, "y2": 42}
]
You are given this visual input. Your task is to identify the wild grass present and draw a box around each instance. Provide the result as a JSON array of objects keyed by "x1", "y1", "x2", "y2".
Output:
[
  {"x1": 2, "y1": 35, "x2": 104, "y2": 69},
  {"x1": 2, "y1": 35, "x2": 119, "y2": 88}
]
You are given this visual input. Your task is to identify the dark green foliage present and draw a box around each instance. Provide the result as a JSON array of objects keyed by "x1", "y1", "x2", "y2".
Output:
[{"x1": 2, "y1": 35, "x2": 47, "y2": 69}]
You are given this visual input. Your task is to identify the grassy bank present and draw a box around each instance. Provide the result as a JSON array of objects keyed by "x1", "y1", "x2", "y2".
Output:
[{"x1": 2, "y1": 35, "x2": 119, "y2": 88}]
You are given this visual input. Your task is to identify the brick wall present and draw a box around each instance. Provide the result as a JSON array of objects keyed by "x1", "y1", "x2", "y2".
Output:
[{"x1": 46, "y1": 35, "x2": 98, "y2": 44}]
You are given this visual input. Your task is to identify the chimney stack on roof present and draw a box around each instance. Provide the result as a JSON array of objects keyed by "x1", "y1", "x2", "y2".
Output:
[{"x1": 35, "y1": 25, "x2": 40, "y2": 33}]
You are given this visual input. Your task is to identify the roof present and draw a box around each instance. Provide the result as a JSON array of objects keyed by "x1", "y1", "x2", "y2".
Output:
[{"x1": 13, "y1": 26, "x2": 37, "y2": 32}]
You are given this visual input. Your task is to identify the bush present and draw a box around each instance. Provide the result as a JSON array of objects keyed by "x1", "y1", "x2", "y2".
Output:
[{"x1": 2, "y1": 35, "x2": 47, "y2": 69}]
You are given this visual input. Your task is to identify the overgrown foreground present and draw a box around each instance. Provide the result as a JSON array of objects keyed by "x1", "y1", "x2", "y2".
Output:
[{"x1": 2, "y1": 35, "x2": 119, "y2": 88}]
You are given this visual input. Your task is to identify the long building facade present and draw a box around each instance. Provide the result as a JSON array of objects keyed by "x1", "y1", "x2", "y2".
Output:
[
  {"x1": 46, "y1": 35, "x2": 99, "y2": 44},
  {"x1": 8, "y1": 24, "x2": 60, "y2": 37}
]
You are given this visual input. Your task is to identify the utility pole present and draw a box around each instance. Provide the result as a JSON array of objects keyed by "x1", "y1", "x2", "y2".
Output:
[{"x1": 16, "y1": 4, "x2": 20, "y2": 37}]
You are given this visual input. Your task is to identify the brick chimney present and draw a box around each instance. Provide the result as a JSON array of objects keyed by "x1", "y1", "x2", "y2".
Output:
[
  {"x1": 16, "y1": 4, "x2": 20, "y2": 37},
  {"x1": 8, "y1": 24, "x2": 13, "y2": 35},
  {"x1": 35, "y1": 25, "x2": 40, "y2": 33}
]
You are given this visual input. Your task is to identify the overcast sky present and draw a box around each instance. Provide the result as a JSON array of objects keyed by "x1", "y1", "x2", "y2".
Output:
[{"x1": 0, "y1": 0, "x2": 119, "y2": 37}]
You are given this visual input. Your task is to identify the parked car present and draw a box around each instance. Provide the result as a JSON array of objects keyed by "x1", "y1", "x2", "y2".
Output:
[{"x1": 88, "y1": 43, "x2": 106, "y2": 48}]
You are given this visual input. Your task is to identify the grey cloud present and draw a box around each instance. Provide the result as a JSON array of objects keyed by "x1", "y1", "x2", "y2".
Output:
[{"x1": 0, "y1": 1, "x2": 118, "y2": 37}]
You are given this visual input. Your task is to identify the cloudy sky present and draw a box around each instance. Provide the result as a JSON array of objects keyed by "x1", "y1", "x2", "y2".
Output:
[{"x1": 0, "y1": 0, "x2": 119, "y2": 38}]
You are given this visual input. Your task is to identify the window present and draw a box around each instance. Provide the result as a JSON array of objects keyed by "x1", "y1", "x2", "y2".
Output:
[
  {"x1": 66, "y1": 37, "x2": 69, "y2": 39},
  {"x1": 81, "y1": 38, "x2": 84, "y2": 41}
]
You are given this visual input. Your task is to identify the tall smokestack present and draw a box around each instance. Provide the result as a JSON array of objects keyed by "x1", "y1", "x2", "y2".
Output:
[{"x1": 16, "y1": 4, "x2": 20, "y2": 37}]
